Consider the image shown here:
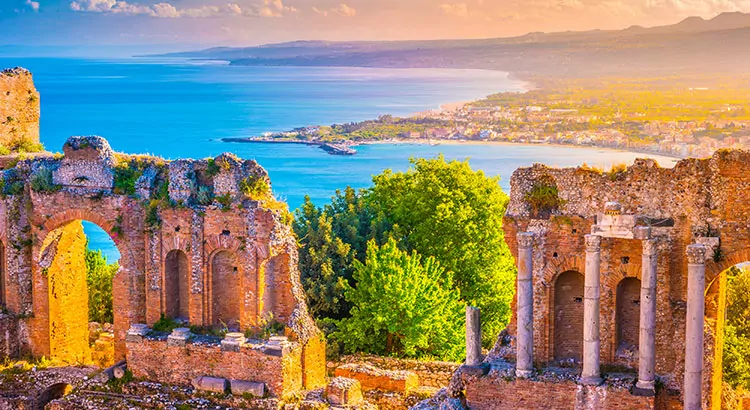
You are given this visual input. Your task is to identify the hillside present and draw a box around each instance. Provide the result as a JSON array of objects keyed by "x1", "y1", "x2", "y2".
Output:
[{"x1": 155, "y1": 12, "x2": 750, "y2": 80}]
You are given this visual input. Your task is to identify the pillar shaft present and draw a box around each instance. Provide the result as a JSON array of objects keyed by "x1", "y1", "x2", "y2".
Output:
[
  {"x1": 516, "y1": 232, "x2": 534, "y2": 378},
  {"x1": 581, "y1": 234, "x2": 602, "y2": 385},
  {"x1": 466, "y1": 306, "x2": 482, "y2": 367},
  {"x1": 635, "y1": 239, "x2": 658, "y2": 394},
  {"x1": 684, "y1": 244, "x2": 706, "y2": 410}
]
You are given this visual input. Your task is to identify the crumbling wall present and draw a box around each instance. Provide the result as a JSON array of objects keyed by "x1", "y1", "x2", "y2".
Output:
[
  {"x1": 498, "y1": 150, "x2": 750, "y2": 409},
  {"x1": 0, "y1": 68, "x2": 40, "y2": 150}
]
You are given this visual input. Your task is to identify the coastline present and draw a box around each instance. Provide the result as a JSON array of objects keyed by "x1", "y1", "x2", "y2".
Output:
[{"x1": 358, "y1": 139, "x2": 684, "y2": 161}]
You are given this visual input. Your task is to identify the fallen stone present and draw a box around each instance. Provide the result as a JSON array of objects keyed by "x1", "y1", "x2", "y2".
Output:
[
  {"x1": 326, "y1": 376, "x2": 363, "y2": 406},
  {"x1": 335, "y1": 363, "x2": 418, "y2": 394},
  {"x1": 229, "y1": 380, "x2": 265, "y2": 397},
  {"x1": 191, "y1": 376, "x2": 227, "y2": 394}
]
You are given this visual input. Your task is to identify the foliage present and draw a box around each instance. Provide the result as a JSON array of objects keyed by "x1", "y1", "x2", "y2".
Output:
[
  {"x1": 152, "y1": 314, "x2": 180, "y2": 332},
  {"x1": 294, "y1": 156, "x2": 516, "y2": 346},
  {"x1": 85, "y1": 247, "x2": 118, "y2": 324},
  {"x1": 245, "y1": 312, "x2": 286, "y2": 339},
  {"x1": 723, "y1": 266, "x2": 750, "y2": 391},
  {"x1": 5, "y1": 136, "x2": 44, "y2": 154},
  {"x1": 293, "y1": 187, "x2": 390, "y2": 319},
  {"x1": 336, "y1": 239, "x2": 464, "y2": 361},
  {"x1": 145, "y1": 200, "x2": 162, "y2": 231},
  {"x1": 368, "y1": 156, "x2": 516, "y2": 345},
  {"x1": 0, "y1": 145, "x2": 10, "y2": 156},
  {"x1": 239, "y1": 175, "x2": 271, "y2": 200},
  {"x1": 194, "y1": 185, "x2": 214, "y2": 206},
  {"x1": 113, "y1": 164, "x2": 142, "y2": 196},
  {"x1": 106, "y1": 368, "x2": 134, "y2": 393},
  {"x1": 30, "y1": 168, "x2": 62, "y2": 193},
  {"x1": 216, "y1": 193, "x2": 233, "y2": 210},
  {"x1": 523, "y1": 175, "x2": 564, "y2": 219}
]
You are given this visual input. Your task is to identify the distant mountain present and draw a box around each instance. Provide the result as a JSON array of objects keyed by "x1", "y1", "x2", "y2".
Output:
[{"x1": 152, "y1": 12, "x2": 750, "y2": 80}]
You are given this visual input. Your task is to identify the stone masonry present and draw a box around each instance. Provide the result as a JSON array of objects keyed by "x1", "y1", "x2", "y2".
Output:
[
  {"x1": 0, "y1": 134, "x2": 326, "y2": 396},
  {"x1": 0, "y1": 68, "x2": 40, "y2": 149},
  {"x1": 459, "y1": 152, "x2": 750, "y2": 410}
]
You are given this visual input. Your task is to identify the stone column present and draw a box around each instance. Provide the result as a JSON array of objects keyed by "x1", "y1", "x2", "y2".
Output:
[
  {"x1": 635, "y1": 238, "x2": 658, "y2": 395},
  {"x1": 684, "y1": 244, "x2": 707, "y2": 410},
  {"x1": 516, "y1": 232, "x2": 535, "y2": 378},
  {"x1": 581, "y1": 234, "x2": 602, "y2": 385},
  {"x1": 466, "y1": 306, "x2": 482, "y2": 367}
]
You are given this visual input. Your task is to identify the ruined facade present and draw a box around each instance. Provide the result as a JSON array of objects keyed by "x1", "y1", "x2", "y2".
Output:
[
  {"x1": 0, "y1": 68, "x2": 40, "y2": 149},
  {"x1": 0, "y1": 134, "x2": 325, "y2": 396},
  {"x1": 456, "y1": 153, "x2": 750, "y2": 409}
]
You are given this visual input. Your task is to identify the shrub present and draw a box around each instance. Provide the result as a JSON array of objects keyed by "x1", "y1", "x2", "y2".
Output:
[
  {"x1": 113, "y1": 164, "x2": 142, "y2": 196},
  {"x1": 194, "y1": 185, "x2": 214, "y2": 206},
  {"x1": 239, "y1": 175, "x2": 270, "y2": 200},
  {"x1": 523, "y1": 175, "x2": 564, "y2": 218},
  {"x1": 152, "y1": 314, "x2": 180, "y2": 332},
  {"x1": 86, "y1": 248, "x2": 118, "y2": 324},
  {"x1": 30, "y1": 168, "x2": 62, "y2": 193},
  {"x1": 336, "y1": 239, "x2": 465, "y2": 361},
  {"x1": 145, "y1": 200, "x2": 161, "y2": 231}
]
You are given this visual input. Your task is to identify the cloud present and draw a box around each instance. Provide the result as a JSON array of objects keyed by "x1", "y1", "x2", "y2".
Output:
[
  {"x1": 69, "y1": 0, "x2": 298, "y2": 18},
  {"x1": 439, "y1": 3, "x2": 470, "y2": 17},
  {"x1": 25, "y1": 0, "x2": 40, "y2": 11},
  {"x1": 312, "y1": 3, "x2": 356, "y2": 17}
]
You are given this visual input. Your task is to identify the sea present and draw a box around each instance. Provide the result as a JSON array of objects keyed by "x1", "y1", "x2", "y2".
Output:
[{"x1": 0, "y1": 57, "x2": 677, "y2": 262}]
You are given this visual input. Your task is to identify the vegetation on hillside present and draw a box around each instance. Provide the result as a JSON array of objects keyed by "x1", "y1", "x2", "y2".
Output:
[{"x1": 294, "y1": 156, "x2": 516, "y2": 360}]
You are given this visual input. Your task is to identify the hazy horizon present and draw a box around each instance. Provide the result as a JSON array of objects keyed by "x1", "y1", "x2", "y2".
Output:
[{"x1": 1, "y1": 0, "x2": 750, "y2": 54}]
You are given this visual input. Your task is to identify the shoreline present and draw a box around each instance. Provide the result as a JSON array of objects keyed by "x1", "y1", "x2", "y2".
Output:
[{"x1": 358, "y1": 139, "x2": 684, "y2": 161}]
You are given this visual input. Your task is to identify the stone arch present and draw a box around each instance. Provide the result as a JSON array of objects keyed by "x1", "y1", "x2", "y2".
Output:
[
  {"x1": 36, "y1": 214, "x2": 127, "y2": 366},
  {"x1": 552, "y1": 270, "x2": 585, "y2": 363},
  {"x1": 615, "y1": 277, "x2": 641, "y2": 352},
  {"x1": 209, "y1": 249, "x2": 241, "y2": 330},
  {"x1": 164, "y1": 249, "x2": 190, "y2": 320}
]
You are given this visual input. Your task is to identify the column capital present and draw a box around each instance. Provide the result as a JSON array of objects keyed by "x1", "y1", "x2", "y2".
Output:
[
  {"x1": 686, "y1": 244, "x2": 707, "y2": 265},
  {"x1": 585, "y1": 234, "x2": 602, "y2": 252},
  {"x1": 517, "y1": 232, "x2": 535, "y2": 249},
  {"x1": 643, "y1": 238, "x2": 659, "y2": 256}
]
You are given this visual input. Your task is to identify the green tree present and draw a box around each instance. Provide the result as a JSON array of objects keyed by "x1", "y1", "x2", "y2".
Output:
[
  {"x1": 337, "y1": 239, "x2": 464, "y2": 361},
  {"x1": 86, "y1": 248, "x2": 119, "y2": 324},
  {"x1": 368, "y1": 156, "x2": 516, "y2": 345},
  {"x1": 724, "y1": 266, "x2": 750, "y2": 391}
]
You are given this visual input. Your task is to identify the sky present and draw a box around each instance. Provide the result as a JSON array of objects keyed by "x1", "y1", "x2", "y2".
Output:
[{"x1": 1, "y1": 0, "x2": 749, "y2": 51}]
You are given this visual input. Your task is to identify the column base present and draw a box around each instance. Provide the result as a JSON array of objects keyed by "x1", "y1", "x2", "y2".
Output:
[
  {"x1": 516, "y1": 368, "x2": 533, "y2": 379},
  {"x1": 632, "y1": 380, "x2": 656, "y2": 397},
  {"x1": 462, "y1": 363, "x2": 490, "y2": 377},
  {"x1": 580, "y1": 375, "x2": 603, "y2": 386}
]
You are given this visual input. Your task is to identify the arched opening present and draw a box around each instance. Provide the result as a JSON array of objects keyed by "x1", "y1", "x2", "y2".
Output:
[
  {"x1": 165, "y1": 250, "x2": 189, "y2": 320},
  {"x1": 211, "y1": 250, "x2": 240, "y2": 330},
  {"x1": 40, "y1": 220, "x2": 120, "y2": 368},
  {"x1": 553, "y1": 270, "x2": 584, "y2": 363},
  {"x1": 717, "y1": 265, "x2": 750, "y2": 409},
  {"x1": 38, "y1": 383, "x2": 72, "y2": 408},
  {"x1": 615, "y1": 277, "x2": 641, "y2": 354}
]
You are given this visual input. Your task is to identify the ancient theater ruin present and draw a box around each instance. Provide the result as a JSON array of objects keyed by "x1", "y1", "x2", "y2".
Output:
[
  {"x1": 0, "y1": 68, "x2": 325, "y2": 399},
  {"x1": 451, "y1": 154, "x2": 750, "y2": 410}
]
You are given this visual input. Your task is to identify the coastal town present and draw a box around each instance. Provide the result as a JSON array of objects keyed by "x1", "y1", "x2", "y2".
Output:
[{"x1": 226, "y1": 80, "x2": 750, "y2": 159}]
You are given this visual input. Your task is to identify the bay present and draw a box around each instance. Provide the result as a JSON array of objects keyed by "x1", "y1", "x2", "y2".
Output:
[{"x1": 0, "y1": 57, "x2": 675, "y2": 262}]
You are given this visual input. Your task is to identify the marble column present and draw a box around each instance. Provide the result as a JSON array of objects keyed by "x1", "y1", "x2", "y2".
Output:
[
  {"x1": 466, "y1": 306, "x2": 482, "y2": 367},
  {"x1": 516, "y1": 232, "x2": 535, "y2": 378},
  {"x1": 684, "y1": 244, "x2": 707, "y2": 410},
  {"x1": 581, "y1": 234, "x2": 602, "y2": 385},
  {"x1": 635, "y1": 238, "x2": 658, "y2": 395}
]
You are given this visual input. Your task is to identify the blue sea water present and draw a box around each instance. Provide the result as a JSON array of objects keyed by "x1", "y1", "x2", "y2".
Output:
[{"x1": 0, "y1": 57, "x2": 676, "y2": 262}]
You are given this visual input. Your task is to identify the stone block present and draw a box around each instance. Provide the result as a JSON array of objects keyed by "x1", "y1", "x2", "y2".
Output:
[
  {"x1": 335, "y1": 363, "x2": 418, "y2": 394},
  {"x1": 221, "y1": 332, "x2": 245, "y2": 352},
  {"x1": 192, "y1": 376, "x2": 228, "y2": 394},
  {"x1": 229, "y1": 380, "x2": 266, "y2": 397},
  {"x1": 326, "y1": 377, "x2": 363, "y2": 406},
  {"x1": 167, "y1": 327, "x2": 192, "y2": 347}
]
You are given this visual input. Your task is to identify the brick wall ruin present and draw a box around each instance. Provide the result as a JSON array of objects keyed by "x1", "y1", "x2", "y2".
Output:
[
  {"x1": 0, "y1": 134, "x2": 325, "y2": 396},
  {"x1": 0, "y1": 68, "x2": 40, "y2": 149},
  {"x1": 460, "y1": 151, "x2": 750, "y2": 410}
]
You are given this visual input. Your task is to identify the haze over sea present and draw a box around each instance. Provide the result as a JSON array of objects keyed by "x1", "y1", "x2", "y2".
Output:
[{"x1": 0, "y1": 57, "x2": 676, "y2": 262}]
